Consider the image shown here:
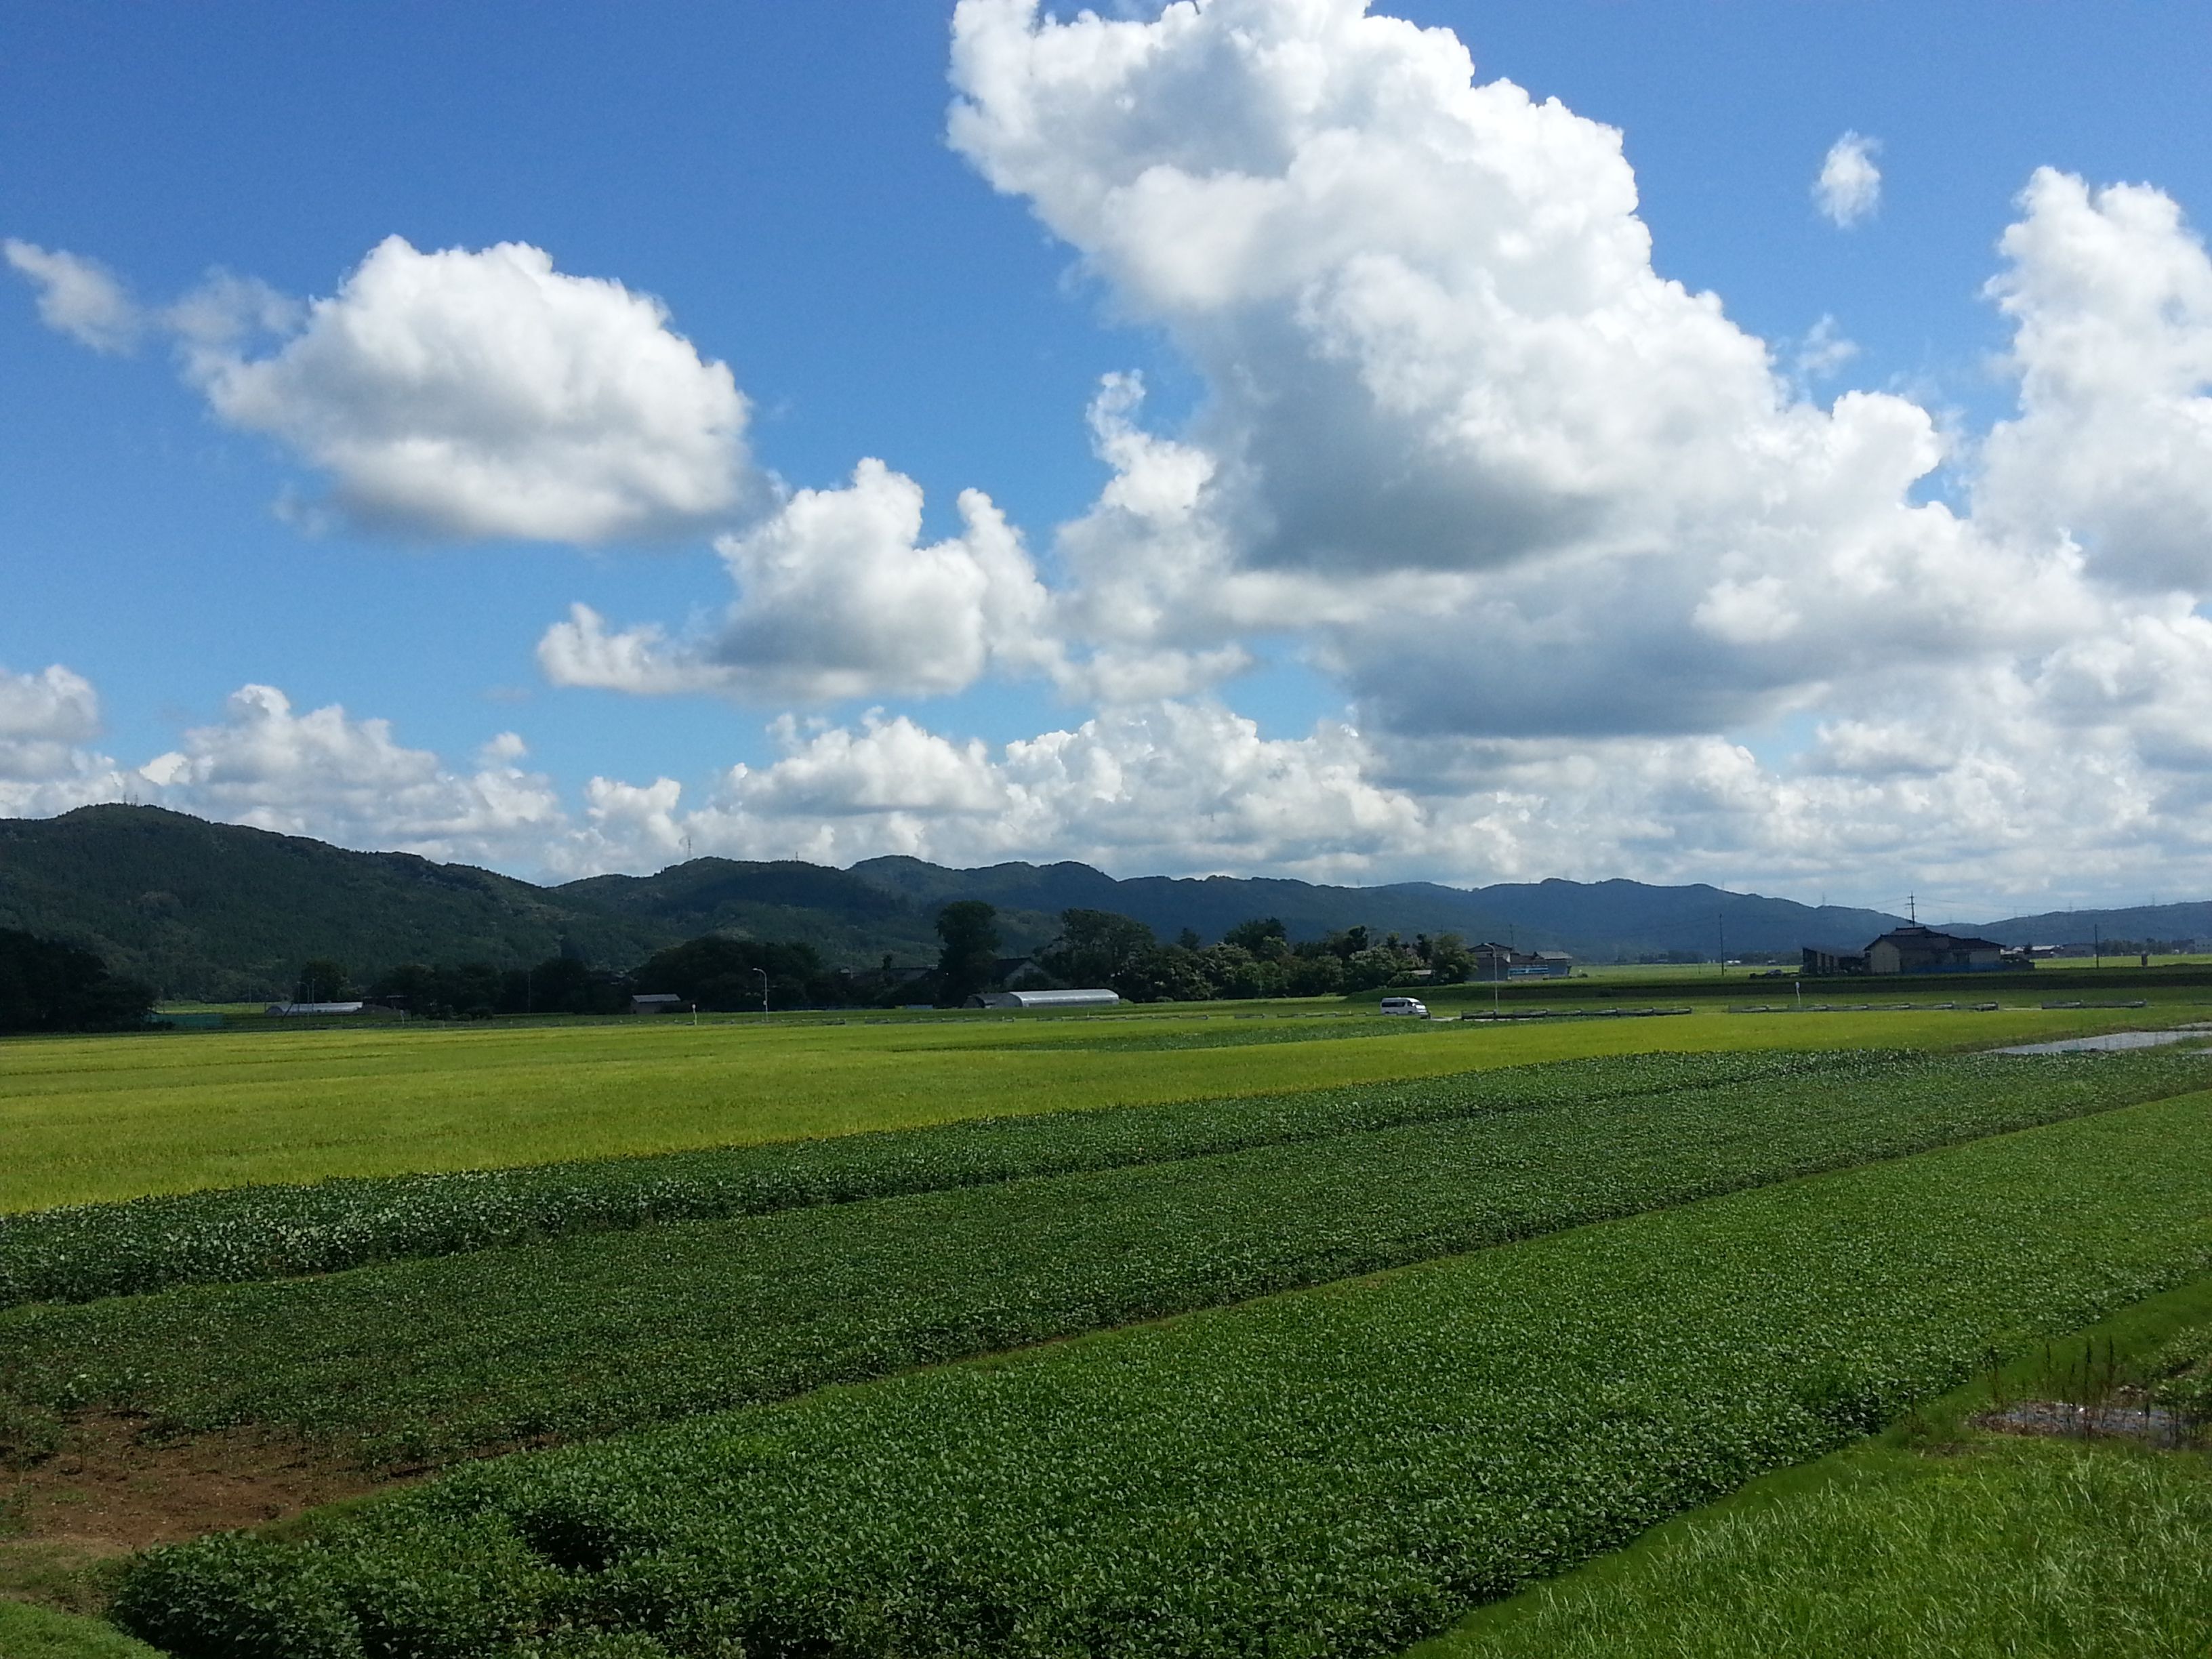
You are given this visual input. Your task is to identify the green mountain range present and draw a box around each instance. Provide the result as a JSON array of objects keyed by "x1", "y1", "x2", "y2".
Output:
[{"x1": 1, "y1": 805, "x2": 2194, "y2": 1001}]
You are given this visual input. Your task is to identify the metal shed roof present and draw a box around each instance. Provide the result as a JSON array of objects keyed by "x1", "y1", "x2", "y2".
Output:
[{"x1": 969, "y1": 989, "x2": 1122, "y2": 1009}]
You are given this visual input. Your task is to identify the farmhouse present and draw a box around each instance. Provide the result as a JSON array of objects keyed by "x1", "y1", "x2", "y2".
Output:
[
  {"x1": 1801, "y1": 924, "x2": 2024, "y2": 977},
  {"x1": 1865, "y1": 925, "x2": 2013, "y2": 975},
  {"x1": 1468, "y1": 943, "x2": 1574, "y2": 979}
]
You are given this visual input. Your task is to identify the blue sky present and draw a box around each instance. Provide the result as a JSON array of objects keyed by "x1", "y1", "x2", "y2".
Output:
[{"x1": 5, "y1": 1, "x2": 2212, "y2": 913}]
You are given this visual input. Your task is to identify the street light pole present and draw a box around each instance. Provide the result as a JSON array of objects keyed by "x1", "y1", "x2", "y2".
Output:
[{"x1": 754, "y1": 967, "x2": 769, "y2": 1023}]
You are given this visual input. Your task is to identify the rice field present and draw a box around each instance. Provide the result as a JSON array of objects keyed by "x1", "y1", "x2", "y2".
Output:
[{"x1": 4, "y1": 992, "x2": 2204, "y2": 1210}]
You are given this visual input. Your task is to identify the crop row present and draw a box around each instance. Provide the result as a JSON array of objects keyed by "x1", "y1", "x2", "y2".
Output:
[
  {"x1": 114, "y1": 1088, "x2": 2212, "y2": 1658},
  {"x1": 6, "y1": 1050, "x2": 2198, "y2": 1470},
  {"x1": 0, "y1": 1046, "x2": 1894, "y2": 1307}
]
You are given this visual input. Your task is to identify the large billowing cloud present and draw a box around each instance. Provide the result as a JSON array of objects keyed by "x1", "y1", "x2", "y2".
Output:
[
  {"x1": 1977, "y1": 169, "x2": 2212, "y2": 594},
  {"x1": 538, "y1": 459, "x2": 1058, "y2": 701},
  {"x1": 945, "y1": 0, "x2": 2099, "y2": 743}
]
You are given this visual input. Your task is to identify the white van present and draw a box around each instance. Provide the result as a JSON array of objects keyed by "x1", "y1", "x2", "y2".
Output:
[{"x1": 1379, "y1": 996, "x2": 1429, "y2": 1018}]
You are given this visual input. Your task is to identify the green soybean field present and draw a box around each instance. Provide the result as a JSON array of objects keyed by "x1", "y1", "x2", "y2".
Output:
[
  {"x1": 112, "y1": 1090, "x2": 2212, "y2": 1658},
  {"x1": 0, "y1": 1047, "x2": 1879, "y2": 1308},
  {"x1": 2, "y1": 1050, "x2": 2203, "y2": 1469}
]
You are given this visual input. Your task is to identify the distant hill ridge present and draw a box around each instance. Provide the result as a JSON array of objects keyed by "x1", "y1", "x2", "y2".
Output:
[{"x1": 0, "y1": 805, "x2": 2196, "y2": 1000}]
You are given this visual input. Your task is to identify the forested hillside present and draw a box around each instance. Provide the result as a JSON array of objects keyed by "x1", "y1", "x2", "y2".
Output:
[
  {"x1": 552, "y1": 859, "x2": 1061, "y2": 966},
  {"x1": 0, "y1": 808, "x2": 663, "y2": 1001},
  {"x1": 853, "y1": 858, "x2": 1908, "y2": 961},
  {"x1": 6, "y1": 805, "x2": 2198, "y2": 1002}
]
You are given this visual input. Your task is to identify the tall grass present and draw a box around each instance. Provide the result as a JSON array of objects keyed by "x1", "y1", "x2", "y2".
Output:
[
  {"x1": 0, "y1": 1599, "x2": 164, "y2": 1658},
  {"x1": 1429, "y1": 1443, "x2": 2212, "y2": 1659}
]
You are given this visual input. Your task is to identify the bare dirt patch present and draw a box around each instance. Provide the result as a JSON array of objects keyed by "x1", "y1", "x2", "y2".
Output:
[{"x1": 2, "y1": 1416, "x2": 414, "y2": 1614}]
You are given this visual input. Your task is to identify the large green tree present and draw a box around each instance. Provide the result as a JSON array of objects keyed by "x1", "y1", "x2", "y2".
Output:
[
  {"x1": 634, "y1": 937, "x2": 828, "y2": 1012},
  {"x1": 935, "y1": 901, "x2": 1002, "y2": 1005},
  {"x1": 292, "y1": 958, "x2": 352, "y2": 1002},
  {"x1": 1221, "y1": 916, "x2": 1290, "y2": 958},
  {"x1": 1040, "y1": 908, "x2": 1155, "y2": 987}
]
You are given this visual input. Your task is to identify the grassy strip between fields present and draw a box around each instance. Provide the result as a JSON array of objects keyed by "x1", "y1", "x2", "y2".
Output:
[
  {"x1": 109, "y1": 1086, "x2": 2212, "y2": 1659},
  {"x1": 0, "y1": 1599, "x2": 162, "y2": 1658},
  {"x1": 1415, "y1": 1273, "x2": 2212, "y2": 1659},
  {"x1": 7, "y1": 1050, "x2": 2199, "y2": 1471},
  {"x1": 0, "y1": 1048, "x2": 1887, "y2": 1308}
]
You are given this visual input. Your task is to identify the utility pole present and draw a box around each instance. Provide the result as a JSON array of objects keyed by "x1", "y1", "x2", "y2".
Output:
[
  {"x1": 1717, "y1": 910, "x2": 1725, "y2": 977},
  {"x1": 754, "y1": 967, "x2": 769, "y2": 1023}
]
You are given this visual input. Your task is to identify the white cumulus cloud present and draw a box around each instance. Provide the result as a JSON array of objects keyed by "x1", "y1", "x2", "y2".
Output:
[
  {"x1": 188, "y1": 237, "x2": 761, "y2": 543},
  {"x1": 539, "y1": 459, "x2": 1057, "y2": 701},
  {"x1": 16, "y1": 1, "x2": 2212, "y2": 914},
  {"x1": 0, "y1": 663, "x2": 131, "y2": 816},
  {"x1": 138, "y1": 685, "x2": 566, "y2": 867},
  {"x1": 945, "y1": 0, "x2": 2069, "y2": 743},
  {"x1": 555, "y1": 698, "x2": 1426, "y2": 881},
  {"x1": 9, "y1": 234, "x2": 762, "y2": 544},
  {"x1": 1815, "y1": 131, "x2": 1883, "y2": 227},
  {"x1": 1978, "y1": 168, "x2": 2212, "y2": 594}
]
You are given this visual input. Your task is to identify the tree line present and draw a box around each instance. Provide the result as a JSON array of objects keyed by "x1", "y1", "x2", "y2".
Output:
[
  {"x1": 0, "y1": 928, "x2": 157, "y2": 1033},
  {"x1": 2, "y1": 897, "x2": 1462, "y2": 1036},
  {"x1": 302, "y1": 938, "x2": 853, "y2": 1019},
  {"x1": 935, "y1": 903, "x2": 1466, "y2": 1004},
  {"x1": 302, "y1": 903, "x2": 1460, "y2": 1017}
]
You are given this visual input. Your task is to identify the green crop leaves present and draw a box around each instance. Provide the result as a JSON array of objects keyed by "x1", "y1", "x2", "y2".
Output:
[
  {"x1": 4, "y1": 1052, "x2": 2199, "y2": 1466},
  {"x1": 0, "y1": 1048, "x2": 1904, "y2": 1309},
  {"x1": 108, "y1": 1080, "x2": 2212, "y2": 1658}
]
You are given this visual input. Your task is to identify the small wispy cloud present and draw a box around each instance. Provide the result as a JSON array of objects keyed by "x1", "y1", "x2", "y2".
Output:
[
  {"x1": 1815, "y1": 132, "x2": 1882, "y2": 228},
  {"x1": 3, "y1": 239, "x2": 142, "y2": 352},
  {"x1": 1795, "y1": 314, "x2": 1860, "y2": 380}
]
